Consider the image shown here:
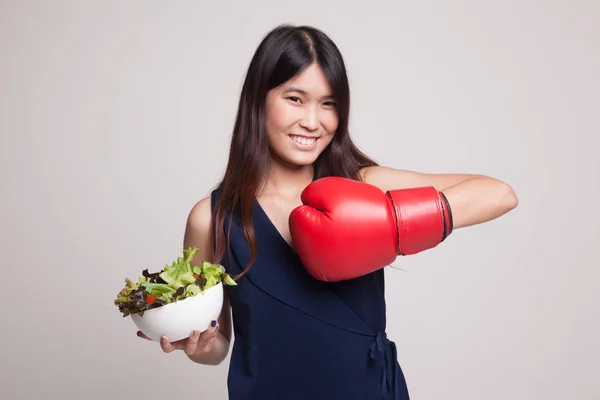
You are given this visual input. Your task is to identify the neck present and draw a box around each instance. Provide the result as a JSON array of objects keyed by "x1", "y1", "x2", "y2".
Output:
[{"x1": 258, "y1": 161, "x2": 314, "y2": 199}]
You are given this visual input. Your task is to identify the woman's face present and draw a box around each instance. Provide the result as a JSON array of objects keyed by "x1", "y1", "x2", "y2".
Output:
[{"x1": 265, "y1": 63, "x2": 339, "y2": 168}]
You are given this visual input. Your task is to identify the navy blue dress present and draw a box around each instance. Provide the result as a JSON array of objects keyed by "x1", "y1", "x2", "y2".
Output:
[{"x1": 211, "y1": 188, "x2": 410, "y2": 400}]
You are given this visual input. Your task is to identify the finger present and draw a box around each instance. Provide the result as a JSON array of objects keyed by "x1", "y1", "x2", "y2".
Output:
[
  {"x1": 188, "y1": 321, "x2": 220, "y2": 356},
  {"x1": 201, "y1": 321, "x2": 220, "y2": 352},
  {"x1": 136, "y1": 331, "x2": 152, "y2": 340},
  {"x1": 207, "y1": 319, "x2": 219, "y2": 334},
  {"x1": 202, "y1": 319, "x2": 220, "y2": 342},
  {"x1": 159, "y1": 335, "x2": 177, "y2": 353},
  {"x1": 184, "y1": 330, "x2": 202, "y2": 356}
]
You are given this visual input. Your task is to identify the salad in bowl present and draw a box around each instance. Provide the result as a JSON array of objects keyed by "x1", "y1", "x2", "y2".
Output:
[{"x1": 114, "y1": 247, "x2": 237, "y2": 342}]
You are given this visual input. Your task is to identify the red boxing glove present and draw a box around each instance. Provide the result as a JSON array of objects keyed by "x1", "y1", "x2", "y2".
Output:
[{"x1": 289, "y1": 177, "x2": 453, "y2": 282}]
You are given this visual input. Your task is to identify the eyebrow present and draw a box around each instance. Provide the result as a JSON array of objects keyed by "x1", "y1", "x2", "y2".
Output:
[{"x1": 283, "y1": 86, "x2": 335, "y2": 100}]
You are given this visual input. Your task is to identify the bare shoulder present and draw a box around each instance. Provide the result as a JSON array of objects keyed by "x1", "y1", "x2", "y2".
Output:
[
  {"x1": 187, "y1": 196, "x2": 213, "y2": 225},
  {"x1": 183, "y1": 196, "x2": 214, "y2": 263}
]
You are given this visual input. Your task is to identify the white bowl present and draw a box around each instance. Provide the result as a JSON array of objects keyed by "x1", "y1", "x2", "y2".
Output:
[{"x1": 131, "y1": 282, "x2": 223, "y2": 342}]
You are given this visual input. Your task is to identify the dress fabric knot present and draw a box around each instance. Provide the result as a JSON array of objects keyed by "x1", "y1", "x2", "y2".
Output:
[{"x1": 369, "y1": 331, "x2": 402, "y2": 400}]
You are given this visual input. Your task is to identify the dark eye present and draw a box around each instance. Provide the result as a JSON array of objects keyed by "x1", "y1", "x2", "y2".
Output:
[
  {"x1": 324, "y1": 101, "x2": 337, "y2": 108},
  {"x1": 288, "y1": 96, "x2": 301, "y2": 103}
]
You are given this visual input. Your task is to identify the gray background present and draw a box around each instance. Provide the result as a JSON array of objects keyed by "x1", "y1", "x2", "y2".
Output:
[{"x1": 1, "y1": 1, "x2": 598, "y2": 399}]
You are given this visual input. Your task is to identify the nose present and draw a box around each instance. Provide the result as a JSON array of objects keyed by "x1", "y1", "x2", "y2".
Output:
[{"x1": 299, "y1": 106, "x2": 319, "y2": 131}]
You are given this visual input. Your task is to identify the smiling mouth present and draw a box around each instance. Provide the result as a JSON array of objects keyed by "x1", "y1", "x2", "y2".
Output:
[{"x1": 289, "y1": 134, "x2": 319, "y2": 146}]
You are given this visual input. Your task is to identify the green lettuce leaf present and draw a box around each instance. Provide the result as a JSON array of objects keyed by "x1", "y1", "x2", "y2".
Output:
[
  {"x1": 140, "y1": 282, "x2": 175, "y2": 297},
  {"x1": 185, "y1": 283, "x2": 202, "y2": 297},
  {"x1": 200, "y1": 263, "x2": 219, "y2": 289},
  {"x1": 159, "y1": 260, "x2": 195, "y2": 289},
  {"x1": 223, "y1": 274, "x2": 237, "y2": 286},
  {"x1": 115, "y1": 247, "x2": 237, "y2": 317}
]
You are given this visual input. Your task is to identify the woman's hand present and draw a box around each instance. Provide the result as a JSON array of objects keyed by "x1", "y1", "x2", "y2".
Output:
[{"x1": 136, "y1": 320, "x2": 220, "y2": 357}]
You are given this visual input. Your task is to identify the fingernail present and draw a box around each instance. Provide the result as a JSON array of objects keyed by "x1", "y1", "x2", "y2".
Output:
[
  {"x1": 211, "y1": 320, "x2": 217, "y2": 328},
  {"x1": 160, "y1": 336, "x2": 166, "y2": 345},
  {"x1": 193, "y1": 330, "x2": 200, "y2": 337}
]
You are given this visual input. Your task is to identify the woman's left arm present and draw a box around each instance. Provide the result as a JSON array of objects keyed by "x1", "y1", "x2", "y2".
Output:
[{"x1": 360, "y1": 166, "x2": 518, "y2": 229}]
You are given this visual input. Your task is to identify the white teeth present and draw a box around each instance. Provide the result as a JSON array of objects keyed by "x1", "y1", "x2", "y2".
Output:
[{"x1": 290, "y1": 135, "x2": 317, "y2": 145}]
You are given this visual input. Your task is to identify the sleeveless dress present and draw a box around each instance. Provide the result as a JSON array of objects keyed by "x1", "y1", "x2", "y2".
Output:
[{"x1": 210, "y1": 188, "x2": 410, "y2": 400}]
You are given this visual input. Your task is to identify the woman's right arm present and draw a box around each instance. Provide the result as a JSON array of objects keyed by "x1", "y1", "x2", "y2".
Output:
[{"x1": 175, "y1": 196, "x2": 233, "y2": 365}]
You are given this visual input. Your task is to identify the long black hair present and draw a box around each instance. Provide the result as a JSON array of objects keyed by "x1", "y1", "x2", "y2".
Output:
[{"x1": 213, "y1": 24, "x2": 378, "y2": 279}]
